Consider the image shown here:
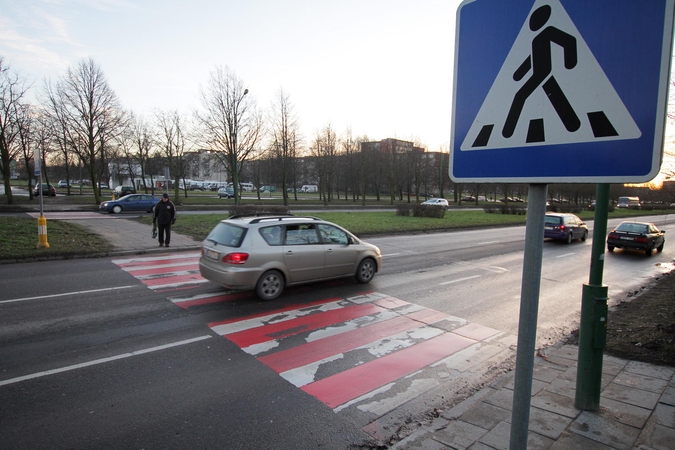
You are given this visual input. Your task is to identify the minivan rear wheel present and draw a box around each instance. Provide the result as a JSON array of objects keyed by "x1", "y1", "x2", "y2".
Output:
[{"x1": 256, "y1": 270, "x2": 284, "y2": 301}]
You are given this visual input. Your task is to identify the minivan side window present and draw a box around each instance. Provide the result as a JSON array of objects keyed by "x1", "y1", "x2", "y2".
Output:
[
  {"x1": 260, "y1": 226, "x2": 282, "y2": 245},
  {"x1": 284, "y1": 224, "x2": 320, "y2": 245},
  {"x1": 318, "y1": 224, "x2": 349, "y2": 245}
]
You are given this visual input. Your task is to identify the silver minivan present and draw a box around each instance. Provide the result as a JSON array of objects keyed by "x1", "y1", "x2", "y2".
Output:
[{"x1": 199, "y1": 215, "x2": 382, "y2": 300}]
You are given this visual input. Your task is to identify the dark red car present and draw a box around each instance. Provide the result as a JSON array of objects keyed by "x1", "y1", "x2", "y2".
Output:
[{"x1": 607, "y1": 221, "x2": 665, "y2": 256}]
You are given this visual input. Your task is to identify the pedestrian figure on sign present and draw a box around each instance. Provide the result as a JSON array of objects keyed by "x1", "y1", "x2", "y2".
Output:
[
  {"x1": 153, "y1": 193, "x2": 176, "y2": 247},
  {"x1": 502, "y1": 4, "x2": 580, "y2": 139}
]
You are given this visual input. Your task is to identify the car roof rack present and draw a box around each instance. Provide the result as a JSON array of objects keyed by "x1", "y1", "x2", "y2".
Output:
[{"x1": 228, "y1": 214, "x2": 323, "y2": 224}]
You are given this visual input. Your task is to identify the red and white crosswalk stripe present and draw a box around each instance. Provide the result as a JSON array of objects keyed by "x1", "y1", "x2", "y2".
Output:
[
  {"x1": 112, "y1": 252, "x2": 208, "y2": 291},
  {"x1": 209, "y1": 292, "x2": 502, "y2": 410}
]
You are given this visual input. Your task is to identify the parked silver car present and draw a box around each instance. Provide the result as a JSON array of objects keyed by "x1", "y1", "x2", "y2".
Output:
[{"x1": 199, "y1": 215, "x2": 382, "y2": 300}]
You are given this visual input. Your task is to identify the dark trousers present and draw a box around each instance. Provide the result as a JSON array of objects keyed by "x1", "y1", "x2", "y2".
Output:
[{"x1": 158, "y1": 224, "x2": 171, "y2": 245}]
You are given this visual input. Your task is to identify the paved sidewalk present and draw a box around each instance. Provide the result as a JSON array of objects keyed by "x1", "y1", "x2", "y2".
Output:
[
  {"x1": 392, "y1": 344, "x2": 675, "y2": 450},
  {"x1": 63, "y1": 217, "x2": 202, "y2": 256}
]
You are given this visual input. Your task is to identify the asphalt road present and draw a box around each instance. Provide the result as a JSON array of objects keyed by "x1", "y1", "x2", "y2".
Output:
[{"x1": 1, "y1": 215, "x2": 673, "y2": 449}]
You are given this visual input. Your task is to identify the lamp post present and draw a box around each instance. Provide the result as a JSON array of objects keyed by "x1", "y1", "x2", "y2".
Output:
[{"x1": 232, "y1": 88, "x2": 248, "y2": 205}]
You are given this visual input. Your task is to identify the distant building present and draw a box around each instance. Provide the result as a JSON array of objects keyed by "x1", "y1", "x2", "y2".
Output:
[{"x1": 360, "y1": 138, "x2": 425, "y2": 155}]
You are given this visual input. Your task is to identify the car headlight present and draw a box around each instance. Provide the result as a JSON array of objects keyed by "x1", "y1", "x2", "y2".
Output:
[{"x1": 102, "y1": 202, "x2": 108, "y2": 207}]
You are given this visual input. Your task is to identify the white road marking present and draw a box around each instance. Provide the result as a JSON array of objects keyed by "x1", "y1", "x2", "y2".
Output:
[
  {"x1": 0, "y1": 286, "x2": 136, "y2": 305},
  {"x1": 0, "y1": 335, "x2": 213, "y2": 387},
  {"x1": 112, "y1": 252, "x2": 201, "y2": 265},
  {"x1": 439, "y1": 275, "x2": 481, "y2": 286},
  {"x1": 476, "y1": 241, "x2": 500, "y2": 246},
  {"x1": 382, "y1": 253, "x2": 401, "y2": 257},
  {"x1": 556, "y1": 253, "x2": 576, "y2": 258}
]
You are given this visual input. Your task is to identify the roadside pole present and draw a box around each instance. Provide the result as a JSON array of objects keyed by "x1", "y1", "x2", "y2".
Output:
[
  {"x1": 509, "y1": 183, "x2": 547, "y2": 449},
  {"x1": 575, "y1": 183, "x2": 610, "y2": 410},
  {"x1": 35, "y1": 147, "x2": 50, "y2": 249}
]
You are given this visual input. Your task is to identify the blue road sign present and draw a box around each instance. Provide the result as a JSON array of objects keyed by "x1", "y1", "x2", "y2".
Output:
[{"x1": 450, "y1": 0, "x2": 675, "y2": 183}]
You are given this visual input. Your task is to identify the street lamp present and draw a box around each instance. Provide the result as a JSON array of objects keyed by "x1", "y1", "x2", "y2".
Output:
[{"x1": 232, "y1": 87, "x2": 248, "y2": 205}]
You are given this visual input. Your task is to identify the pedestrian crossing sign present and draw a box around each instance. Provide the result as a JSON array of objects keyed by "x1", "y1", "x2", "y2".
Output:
[{"x1": 450, "y1": 0, "x2": 675, "y2": 182}]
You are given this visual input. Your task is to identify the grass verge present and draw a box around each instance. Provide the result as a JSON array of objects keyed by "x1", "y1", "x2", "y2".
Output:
[{"x1": 0, "y1": 217, "x2": 113, "y2": 261}]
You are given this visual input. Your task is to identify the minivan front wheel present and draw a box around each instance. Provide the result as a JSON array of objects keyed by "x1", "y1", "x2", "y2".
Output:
[
  {"x1": 256, "y1": 270, "x2": 284, "y2": 301},
  {"x1": 355, "y1": 258, "x2": 376, "y2": 283}
]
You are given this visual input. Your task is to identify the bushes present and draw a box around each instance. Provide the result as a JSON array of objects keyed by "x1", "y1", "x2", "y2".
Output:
[
  {"x1": 397, "y1": 203, "x2": 446, "y2": 218},
  {"x1": 483, "y1": 205, "x2": 527, "y2": 215},
  {"x1": 396, "y1": 204, "x2": 412, "y2": 216},
  {"x1": 228, "y1": 205, "x2": 291, "y2": 216}
]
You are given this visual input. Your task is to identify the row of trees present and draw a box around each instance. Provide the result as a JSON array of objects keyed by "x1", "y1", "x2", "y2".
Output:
[
  {"x1": 0, "y1": 57, "x2": 270, "y2": 205},
  {"x1": 3, "y1": 56, "x2": 674, "y2": 208}
]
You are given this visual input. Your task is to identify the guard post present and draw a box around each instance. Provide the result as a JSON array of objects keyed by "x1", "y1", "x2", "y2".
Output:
[{"x1": 37, "y1": 214, "x2": 50, "y2": 249}]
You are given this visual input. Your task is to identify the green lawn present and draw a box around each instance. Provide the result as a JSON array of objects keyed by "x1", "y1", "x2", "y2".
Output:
[{"x1": 1, "y1": 206, "x2": 672, "y2": 262}]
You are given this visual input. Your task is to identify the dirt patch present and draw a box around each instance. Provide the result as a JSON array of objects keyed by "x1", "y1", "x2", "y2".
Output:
[{"x1": 566, "y1": 268, "x2": 675, "y2": 367}]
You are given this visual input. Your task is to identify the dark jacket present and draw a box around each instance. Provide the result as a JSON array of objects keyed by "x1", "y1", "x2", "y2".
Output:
[{"x1": 154, "y1": 199, "x2": 176, "y2": 225}]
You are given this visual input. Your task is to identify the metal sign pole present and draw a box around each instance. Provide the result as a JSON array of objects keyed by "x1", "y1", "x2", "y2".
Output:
[
  {"x1": 509, "y1": 183, "x2": 547, "y2": 449},
  {"x1": 575, "y1": 183, "x2": 610, "y2": 410}
]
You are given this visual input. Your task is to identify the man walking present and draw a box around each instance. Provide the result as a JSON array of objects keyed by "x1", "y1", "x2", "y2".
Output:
[{"x1": 154, "y1": 193, "x2": 176, "y2": 247}]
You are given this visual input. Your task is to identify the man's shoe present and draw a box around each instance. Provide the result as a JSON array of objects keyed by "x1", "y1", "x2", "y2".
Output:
[
  {"x1": 159, "y1": 244, "x2": 164, "y2": 247},
  {"x1": 165, "y1": 244, "x2": 170, "y2": 247}
]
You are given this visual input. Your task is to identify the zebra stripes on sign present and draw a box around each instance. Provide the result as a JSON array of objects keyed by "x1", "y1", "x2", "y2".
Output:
[{"x1": 209, "y1": 292, "x2": 503, "y2": 410}]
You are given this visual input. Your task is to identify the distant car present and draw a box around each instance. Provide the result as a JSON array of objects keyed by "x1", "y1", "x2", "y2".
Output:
[
  {"x1": 114, "y1": 185, "x2": 136, "y2": 197},
  {"x1": 218, "y1": 186, "x2": 235, "y2": 198},
  {"x1": 99, "y1": 194, "x2": 160, "y2": 214},
  {"x1": 421, "y1": 198, "x2": 449, "y2": 209},
  {"x1": 199, "y1": 215, "x2": 382, "y2": 301},
  {"x1": 607, "y1": 221, "x2": 665, "y2": 256},
  {"x1": 616, "y1": 196, "x2": 641, "y2": 209},
  {"x1": 98, "y1": 183, "x2": 109, "y2": 189},
  {"x1": 544, "y1": 213, "x2": 588, "y2": 244},
  {"x1": 461, "y1": 196, "x2": 476, "y2": 202},
  {"x1": 33, "y1": 183, "x2": 56, "y2": 197},
  {"x1": 57, "y1": 180, "x2": 70, "y2": 188}
]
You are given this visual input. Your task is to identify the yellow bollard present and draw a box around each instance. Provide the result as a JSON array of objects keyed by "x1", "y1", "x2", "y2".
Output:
[{"x1": 37, "y1": 214, "x2": 50, "y2": 249}]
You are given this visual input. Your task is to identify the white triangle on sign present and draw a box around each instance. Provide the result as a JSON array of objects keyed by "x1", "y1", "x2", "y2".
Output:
[{"x1": 460, "y1": 0, "x2": 641, "y2": 151}]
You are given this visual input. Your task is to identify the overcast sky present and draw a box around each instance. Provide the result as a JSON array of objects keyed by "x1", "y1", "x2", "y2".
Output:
[{"x1": 0, "y1": 0, "x2": 462, "y2": 151}]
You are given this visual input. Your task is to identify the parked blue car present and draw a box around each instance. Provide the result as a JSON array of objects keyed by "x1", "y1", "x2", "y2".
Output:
[
  {"x1": 99, "y1": 194, "x2": 160, "y2": 214},
  {"x1": 544, "y1": 213, "x2": 588, "y2": 244}
]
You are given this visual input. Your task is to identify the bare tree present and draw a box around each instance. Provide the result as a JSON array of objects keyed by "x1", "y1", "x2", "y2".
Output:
[
  {"x1": 310, "y1": 124, "x2": 337, "y2": 205},
  {"x1": 44, "y1": 58, "x2": 126, "y2": 204},
  {"x1": 195, "y1": 66, "x2": 263, "y2": 204},
  {"x1": 0, "y1": 58, "x2": 32, "y2": 204},
  {"x1": 269, "y1": 88, "x2": 301, "y2": 205},
  {"x1": 128, "y1": 113, "x2": 155, "y2": 194},
  {"x1": 154, "y1": 109, "x2": 189, "y2": 201}
]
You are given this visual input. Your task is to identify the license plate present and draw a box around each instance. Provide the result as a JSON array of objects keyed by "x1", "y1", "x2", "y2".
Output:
[
  {"x1": 206, "y1": 249, "x2": 220, "y2": 260},
  {"x1": 620, "y1": 236, "x2": 634, "y2": 240},
  {"x1": 545, "y1": 226, "x2": 553, "y2": 230}
]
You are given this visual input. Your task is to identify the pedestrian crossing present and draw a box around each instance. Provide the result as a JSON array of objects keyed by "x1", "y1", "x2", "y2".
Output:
[
  {"x1": 209, "y1": 292, "x2": 505, "y2": 411},
  {"x1": 112, "y1": 252, "x2": 207, "y2": 292},
  {"x1": 112, "y1": 252, "x2": 512, "y2": 414}
]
